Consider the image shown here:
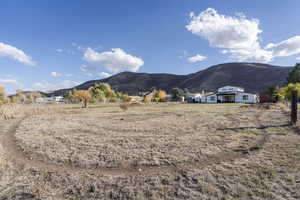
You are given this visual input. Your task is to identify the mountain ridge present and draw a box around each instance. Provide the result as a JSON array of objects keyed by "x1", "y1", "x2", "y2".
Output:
[{"x1": 50, "y1": 62, "x2": 293, "y2": 96}]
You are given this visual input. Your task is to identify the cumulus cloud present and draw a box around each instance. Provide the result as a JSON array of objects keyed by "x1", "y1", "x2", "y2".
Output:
[
  {"x1": 186, "y1": 8, "x2": 261, "y2": 49},
  {"x1": 99, "y1": 72, "x2": 111, "y2": 78},
  {"x1": 51, "y1": 72, "x2": 62, "y2": 77},
  {"x1": 266, "y1": 36, "x2": 300, "y2": 57},
  {"x1": 32, "y1": 80, "x2": 80, "y2": 91},
  {"x1": 0, "y1": 42, "x2": 34, "y2": 65},
  {"x1": 187, "y1": 54, "x2": 207, "y2": 63},
  {"x1": 186, "y1": 8, "x2": 272, "y2": 63},
  {"x1": 83, "y1": 48, "x2": 144, "y2": 73},
  {"x1": 56, "y1": 49, "x2": 63, "y2": 53}
]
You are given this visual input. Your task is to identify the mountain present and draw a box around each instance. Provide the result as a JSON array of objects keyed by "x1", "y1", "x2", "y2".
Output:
[{"x1": 50, "y1": 62, "x2": 293, "y2": 96}]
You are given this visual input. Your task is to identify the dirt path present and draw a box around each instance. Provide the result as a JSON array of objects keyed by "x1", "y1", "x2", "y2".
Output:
[{"x1": 0, "y1": 110, "x2": 276, "y2": 176}]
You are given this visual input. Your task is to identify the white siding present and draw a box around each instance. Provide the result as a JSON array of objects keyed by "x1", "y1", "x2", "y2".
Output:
[
  {"x1": 206, "y1": 94, "x2": 217, "y2": 103},
  {"x1": 187, "y1": 93, "x2": 203, "y2": 103},
  {"x1": 235, "y1": 92, "x2": 257, "y2": 103}
]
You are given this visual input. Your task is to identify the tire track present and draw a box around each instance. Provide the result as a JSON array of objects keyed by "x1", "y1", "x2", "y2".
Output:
[{"x1": 1, "y1": 111, "x2": 275, "y2": 176}]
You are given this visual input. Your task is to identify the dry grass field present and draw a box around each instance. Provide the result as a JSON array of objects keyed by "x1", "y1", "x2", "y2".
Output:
[{"x1": 0, "y1": 103, "x2": 299, "y2": 199}]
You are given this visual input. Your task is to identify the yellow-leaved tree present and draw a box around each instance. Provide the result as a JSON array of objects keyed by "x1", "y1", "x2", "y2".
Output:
[
  {"x1": 153, "y1": 90, "x2": 167, "y2": 102},
  {"x1": 0, "y1": 86, "x2": 5, "y2": 104},
  {"x1": 276, "y1": 83, "x2": 300, "y2": 100},
  {"x1": 72, "y1": 90, "x2": 92, "y2": 108}
]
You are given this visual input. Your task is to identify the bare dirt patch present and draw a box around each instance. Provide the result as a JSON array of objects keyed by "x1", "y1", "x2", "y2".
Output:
[{"x1": 0, "y1": 103, "x2": 299, "y2": 199}]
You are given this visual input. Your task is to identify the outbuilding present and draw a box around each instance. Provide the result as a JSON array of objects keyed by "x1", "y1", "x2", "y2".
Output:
[{"x1": 206, "y1": 86, "x2": 258, "y2": 104}]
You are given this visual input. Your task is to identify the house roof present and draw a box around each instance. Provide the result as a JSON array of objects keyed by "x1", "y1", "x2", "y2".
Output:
[
  {"x1": 205, "y1": 93, "x2": 217, "y2": 97},
  {"x1": 219, "y1": 85, "x2": 244, "y2": 90}
]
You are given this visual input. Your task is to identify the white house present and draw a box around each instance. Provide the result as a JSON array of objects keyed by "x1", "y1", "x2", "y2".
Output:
[
  {"x1": 206, "y1": 86, "x2": 258, "y2": 104},
  {"x1": 186, "y1": 92, "x2": 208, "y2": 103},
  {"x1": 35, "y1": 96, "x2": 64, "y2": 103},
  {"x1": 187, "y1": 93, "x2": 202, "y2": 103}
]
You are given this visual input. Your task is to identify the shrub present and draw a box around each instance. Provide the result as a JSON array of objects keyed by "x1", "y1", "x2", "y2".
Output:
[
  {"x1": 143, "y1": 96, "x2": 152, "y2": 103},
  {"x1": 121, "y1": 94, "x2": 131, "y2": 102},
  {"x1": 152, "y1": 97, "x2": 160, "y2": 102},
  {"x1": 119, "y1": 103, "x2": 129, "y2": 111}
]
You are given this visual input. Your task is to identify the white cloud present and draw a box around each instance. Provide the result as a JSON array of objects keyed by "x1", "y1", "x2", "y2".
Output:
[
  {"x1": 32, "y1": 80, "x2": 81, "y2": 91},
  {"x1": 0, "y1": 78, "x2": 23, "y2": 94},
  {"x1": 0, "y1": 42, "x2": 34, "y2": 65},
  {"x1": 56, "y1": 49, "x2": 63, "y2": 53},
  {"x1": 186, "y1": 8, "x2": 261, "y2": 49},
  {"x1": 0, "y1": 78, "x2": 21, "y2": 87},
  {"x1": 51, "y1": 72, "x2": 62, "y2": 77},
  {"x1": 83, "y1": 48, "x2": 144, "y2": 73},
  {"x1": 187, "y1": 54, "x2": 207, "y2": 63},
  {"x1": 99, "y1": 72, "x2": 111, "y2": 78},
  {"x1": 223, "y1": 48, "x2": 273, "y2": 63},
  {"x1": 186, "y1": 8, "x2": 272, "y2": 63},
  {"x1": 80, "y1": 65, "x2": 97, "y2": 72},
  {"x1": 266, "y1": 35, "x2": 300, "y2": 57},
  {"x1": 297, "y1": 57, "x2": 300, "y2": 61}
]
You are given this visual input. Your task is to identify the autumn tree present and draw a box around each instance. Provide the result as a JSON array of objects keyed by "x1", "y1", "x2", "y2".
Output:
[
  {"x1": 72, "y1": 90, "x2": 92, "y2": 108},
  {"x1": 90, "y1": 83, "x2": 115, "y2": 102},
  {"x1": 143, "y1": 96, "x2": 152, "y2": 103},
  {"x1": 0, "y1": 86, "x2": 5, "y2": 101},
  {"x1": 153, "y1": 90, "x2": 167, "y2": 102},
  {"x1": 16, "y1": 90, "x2": 27, "y2": 103},
  {"x1": 276, "y1": 83, "x2": 300, "y2": 100}
]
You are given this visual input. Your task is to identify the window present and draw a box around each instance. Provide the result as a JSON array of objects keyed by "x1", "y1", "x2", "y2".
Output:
[
  {"x1": 243, "y1": 95, "x2": 249, "y2": 100},
  {"x1": 210, "y1": 96, "x2": 215, "y2": 101}
]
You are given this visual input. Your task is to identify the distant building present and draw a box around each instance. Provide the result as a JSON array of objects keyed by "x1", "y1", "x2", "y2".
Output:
[
  {"x1": 187, "y1": 93, "x2": 204, "y2": 103},
  {"x1": 186, "y1": 91, "x2": 209, "y2": 103},
  {"x1": 206, "y1": 86, "x2": 258, "y2": 104},
  {"x1": 35, "y1": 96, "x2": 64, "y2": 103}
]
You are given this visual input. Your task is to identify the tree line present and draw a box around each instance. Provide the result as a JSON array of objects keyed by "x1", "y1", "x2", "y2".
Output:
[
  {"x1": 262, "y1": 63, "x2": 300, "y2": 101},
  {"x1": 64, "y1": 83, "x2": 131, "y2": 107}
]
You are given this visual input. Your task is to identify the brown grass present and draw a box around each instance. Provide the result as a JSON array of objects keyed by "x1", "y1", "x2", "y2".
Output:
[
  {"x1": 119, "y1": 102, "x2": 144, "y2": 111},
  {"x1": 0, "y1": 103, "x2": 299, "y2": 199}
]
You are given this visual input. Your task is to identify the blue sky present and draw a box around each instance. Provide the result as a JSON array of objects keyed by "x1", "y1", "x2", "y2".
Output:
[{"x1": 1, "y1": 0, "x2": 300, "y2": 94}]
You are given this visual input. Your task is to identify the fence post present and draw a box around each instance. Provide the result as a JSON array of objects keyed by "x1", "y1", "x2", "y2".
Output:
[{"x1": 291, "y1": 90, "x2": 298, "y2": 125}]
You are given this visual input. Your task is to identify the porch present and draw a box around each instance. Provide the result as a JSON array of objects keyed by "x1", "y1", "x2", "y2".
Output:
[{"x1": 217, "y1": 93, "x2": 236, "y2": 103}]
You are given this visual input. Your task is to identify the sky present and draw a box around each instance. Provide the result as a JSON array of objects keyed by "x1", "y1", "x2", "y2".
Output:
[{"x1": 1, "y1": 0, "x2": 300, "y2": 94}]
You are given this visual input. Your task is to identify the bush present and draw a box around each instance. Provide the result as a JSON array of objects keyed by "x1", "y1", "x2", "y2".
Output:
[
  {"x1": 121, "y1": 94, "x2": 131, "y2": 102},
  {"x1": 143, "y1": 96, "x2": 152, "y2": 103},
  {"x1": 152, "y1": 97, "x2": 160, "y2": 102}
]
